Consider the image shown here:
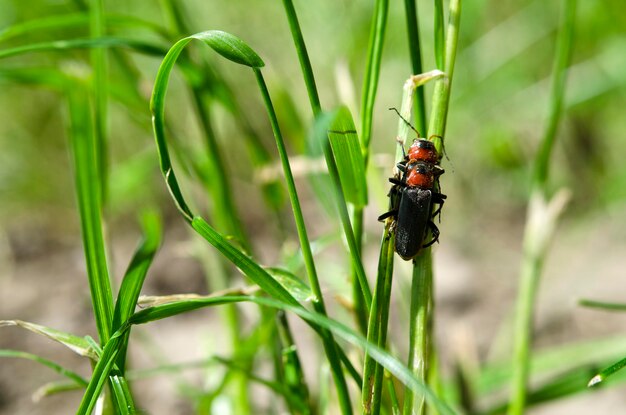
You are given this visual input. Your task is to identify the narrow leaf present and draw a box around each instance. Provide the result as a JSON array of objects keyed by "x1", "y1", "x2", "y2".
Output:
[
  {"x1": 0, "y1": 320, "x2": 97, "y2": 359},
  {"x1": 0, "y1": 37, "x2": 167, "y2": 60},
  {"x1": 113, "y1": 212, "x2": 162, "y2": 330},
  {"x1": 589, "y1": 356, "x2": 626, "y2": 387},
  {"x1": 0, "y1": 349, "x2": 88, "y2": 386},
  {"x1": 192, "y1": 30, "x2": 264, "y2": 68},
  {"x1": 327, "y1": 106, "x2": 367, "y2": 207}
]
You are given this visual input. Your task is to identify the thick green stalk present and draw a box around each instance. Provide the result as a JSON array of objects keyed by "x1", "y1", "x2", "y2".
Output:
[
  {"x1": 403, "y1": 250, "x2": 432, "y2": 415},
  {"x1": 254, "y1": 69, "x2": 353, "y2": 415},
  {"x1": 508, "y1": 1, "x2": 576, "y2": 413},
  {"x1": 403, "y1": 2, "x2": 461, "y2": 414}
]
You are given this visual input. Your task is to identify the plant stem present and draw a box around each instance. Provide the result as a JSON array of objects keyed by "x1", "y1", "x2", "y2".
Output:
[
  {"x1": 89, "y1": 0, "x2": 108, "y2": 204},
  {"x1": 403, "y1": 249, "x2": 432, "y2": 415},
  {"x1": 254, "y1": 68, "x2": 353, "y2": 415},
  {"x1": 508, "y1": 1, "x2": 576, "y2": 413},
  {"x1": 403, "y1": 0, "x2": 427, "y2": 134},
  {"x1": 362, "y1": 224, "x2": 395, "y2": 415},
  {"x1": 281, "y1": 0, "x2": 321, "y2": 115},
  {"x1": 67, "y1": 86, "x2": 114, "y2": 345}
]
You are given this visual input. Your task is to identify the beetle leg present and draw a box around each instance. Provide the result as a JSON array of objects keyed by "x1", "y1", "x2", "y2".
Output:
[
  {"x1": 422, "y1": 221, "x2": 440, "y2": 247},
  {"x1": 431, "y1": 192, "x2": 447, "y2": 220},
  {"x1": 378, "y1": 209, "x2": 398, "y2": 222},
  {"x1": 389, "y1": 177, "x2": 406, "y2": 187}
]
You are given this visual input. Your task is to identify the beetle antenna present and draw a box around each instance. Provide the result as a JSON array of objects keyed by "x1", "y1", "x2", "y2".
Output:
[{"x1": 389, "y1": 107, "x2": 420, "y2": 137}]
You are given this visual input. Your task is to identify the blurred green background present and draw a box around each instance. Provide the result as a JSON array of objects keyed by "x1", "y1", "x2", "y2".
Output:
[{"x1": 1, "y1": 0, "x2": 626, "y2": 413}]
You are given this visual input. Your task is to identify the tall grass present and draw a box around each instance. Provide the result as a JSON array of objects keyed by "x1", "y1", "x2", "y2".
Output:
[{"x1": 1, "y1": 1, "x2": 625, "y2": 415}]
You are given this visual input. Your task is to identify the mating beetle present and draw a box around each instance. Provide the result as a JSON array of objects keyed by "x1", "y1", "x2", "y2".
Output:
[{"x1": 379, "y1": 137, "x2": 447, "y2": 260}]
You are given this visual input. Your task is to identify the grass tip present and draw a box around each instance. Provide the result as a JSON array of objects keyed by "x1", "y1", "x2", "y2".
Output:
[{"x1": 588, "y1": 374, "x2": 603, "y2": 387}]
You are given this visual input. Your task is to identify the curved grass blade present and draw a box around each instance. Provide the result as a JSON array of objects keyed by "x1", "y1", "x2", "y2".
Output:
[
  {"x1": 0, "y1": 320, "x2": 97, "y2": 359},
  {"x1": 82, "y1": 295, "x2": 455, "y2": 415},
  {"x1": 33, "y1": 380, "x2": 84, "y2": 402},
  {"x1": 0, "y1": 37, "x2": 167, "y2": 60},
  {"x1": 0, "y1": 349, "x2": 88, "y2": 386}
]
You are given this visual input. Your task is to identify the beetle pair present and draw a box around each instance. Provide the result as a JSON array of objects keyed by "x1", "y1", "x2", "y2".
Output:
[{"x1": 379, "y1": 133, "x2": 447, "y2": 260}]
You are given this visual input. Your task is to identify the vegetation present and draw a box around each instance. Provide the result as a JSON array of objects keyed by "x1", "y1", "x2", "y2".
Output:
[{"x1": 1, "y1": 0, "x2": 626, "y2": 414}]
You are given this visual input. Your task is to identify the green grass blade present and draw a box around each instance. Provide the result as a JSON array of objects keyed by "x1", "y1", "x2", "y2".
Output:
[
  {"x1": 434, "y1": 0, "x2": 445, "y2": 69},
  {"x1": 33, "y1": 380, "x2": 84, "y2": 401},
  {"x1": 0, "y1": 320, "x2": 97, "y2": 359},
  {"x1": 403, "y1": 0, "x2": 427, "y2": 133},
  {"x1": 360, "y1": 0, "x2": 389, "y2": 156},
  {"x1": 427, "y1": 0, "x2": 462, "y2": 144},
  {"x1": 197, "y1": 30, "x2": 265, "y2": 68},
  {"x1": 508, "y1": 1, "x2": 576, "y2": 413},
  {"x1": 579, "y1": 299, "x2": 626, "y2": 312},
  {"x1": 90, "y1": 0, "x2": 109, "y2": 205},
  {"x1": 0, "y1": 37, "x2": 167, "y2": 60},
  {"x1": 127, "y1": 295, "x2": 454, "y2": 415},
  {"x1": 362, "y1": 226, "x2": 395, "y2": 415},
  {"x1": 77, "y1": 334, "x2": 123, "y2": 415},
  {"x1": 67, "y1": 86, "x2": 114, "y2": 344},
  {"x1": 312, "y1": 110, "x2": 372, "y2": 310},
  {"x1": 403, "y1": 250, "x2": 434, "y2": 415},
  {"x1": 281, "y1": 0, "x2": 321, "y2": 114},
  {"x1": 276, "y1": 311, "x2": 313, "y2": 415},
  {"x1": 150, "y1": 30, "x2": 352, "y2": 411},
  {"x1": 109, "y1": 375, "x2": 136, "y2": 414},
  {"x1": 532, "y1": 0, "x2": 577, "y2": 188},
  {"x1": 80, "y1": 294, "x2": 452, "y2": 414},
  {"x1": 327, "y1": 107, "x2": 368, "y2": 207},
  {"x1": 266, "y1": 268, "x2": 314, "y2": 303},
  {"x1": 191, "y1": 217, "x2": 300, "y2": 306},
  {"x1": 253, "y1": 67, "x2": 353, "y2": 413},
  {"x1": 0, "y1": 13, "x2": 170, "y2": 43},
  {"x1": 589, "y1": 357, "x2": 626, "y2": 387},
  {"x1": 0, "y1": 349, "x2": 88, "y2": 386},
  {"x1": 113, "y1": 212, "x2": 163, "y2": 330},
  {"x1": 112, "y1": 212, "x2": 162, "y2": 372}
]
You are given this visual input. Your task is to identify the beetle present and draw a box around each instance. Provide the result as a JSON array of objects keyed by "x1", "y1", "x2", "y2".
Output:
[{"x1": 378, "y1": 127, "x2": 447, "y2": 260}]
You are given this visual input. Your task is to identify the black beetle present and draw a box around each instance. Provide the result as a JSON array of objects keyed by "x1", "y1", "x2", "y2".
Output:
[{"x1": 379, "y1": 142, "x2": 447, "y2": 260}]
